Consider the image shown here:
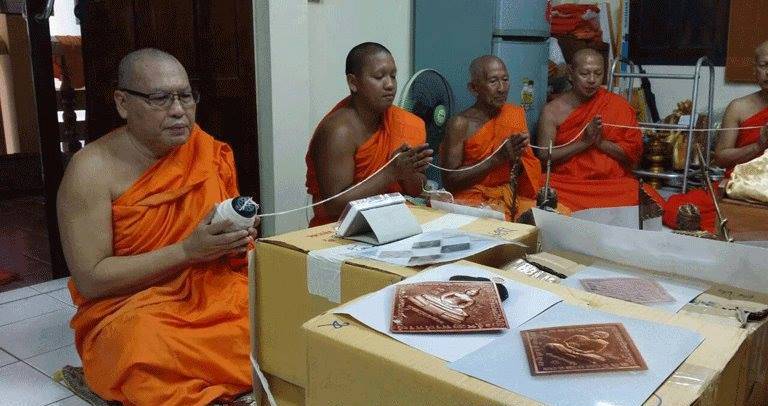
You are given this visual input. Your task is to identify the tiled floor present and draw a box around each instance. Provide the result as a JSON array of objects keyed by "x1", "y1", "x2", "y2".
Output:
[
  {"x1": 0, "y1": 196, "x2": 54, "y2": 293},
  {"x1": 0, "y1": 277, "x2": 88, "y2": 406}
]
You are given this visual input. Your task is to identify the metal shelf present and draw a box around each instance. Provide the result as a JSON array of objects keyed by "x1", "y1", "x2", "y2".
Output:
[{"x1": 608, "y1": 57, "x2": 715, "y2": 193}]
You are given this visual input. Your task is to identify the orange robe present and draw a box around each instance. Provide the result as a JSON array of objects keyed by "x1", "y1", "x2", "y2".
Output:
[
  {"x1": 68, "y1": 125, "x2": 251, "y2": 406},
  {"x1": 549, "y1": 88, "x2": 664, "y2": 211},
  {"x1": 453, "y1": 104, "x2": 557, "y2": 220},
  {"x1": 306, "y1": 97, "x2": 426, "y2": 226},
  {"x1": 726, "y1": 107, "x2": 768, "y2": 177}
]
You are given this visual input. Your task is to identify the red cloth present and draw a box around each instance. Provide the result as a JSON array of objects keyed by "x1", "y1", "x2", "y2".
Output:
[
  {"x1": 551, "y1": 4, "x2": 602, "y2": 41},
  {"x1": 69, "y1": 126, "x2": 251, "y2": 405},
  {"x1": 305, "y1": 97, "x2": 426, "y2": 226},
  {"x1": 725, "y1": 107, "x2": 768, "y2": 177},
  {"x1": 549, "y1": 88, "x2": 665, "y2": 211},
  {"x1": 52, "y1": 36, "x2": 85, "y2": 89},
  {"x1": 662, "y1": 186, "x2": 718, "y2": 233}
]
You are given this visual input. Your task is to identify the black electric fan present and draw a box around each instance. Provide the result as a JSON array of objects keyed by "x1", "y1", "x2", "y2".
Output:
[{"x1": 398, "y1": 69, "x2": 455, "y2": 188}]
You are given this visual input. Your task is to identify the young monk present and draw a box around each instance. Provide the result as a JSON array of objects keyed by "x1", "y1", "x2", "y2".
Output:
[
  {"x1": 57, "y1": 48, "x2": 255, "y2": 405},
  {"x1": 305, "y1": 42, "x2": 433, "y2": 226},
  {"x1": 440, "y1": 55, "x2": 568, "y2": 220},
  {"x1": 537, "y1": 48, "x2": 664, "y2": 211}
]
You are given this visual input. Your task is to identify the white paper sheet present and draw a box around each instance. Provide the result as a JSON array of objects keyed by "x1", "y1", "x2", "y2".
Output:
[
  {"x1": 306, "y1": 214, "x2": 481, "y2": 303},
  {"x1": 563, "y1": 261, "x2": 709, "y2": 313},
  {"x1": 334, "y1": 263, "x2": 562, "y2": 362},
  {"x1": 572, "y1": 205, "x2": 662, "y2": 231},
  {"x1": 450, "y1": 303, "x2": 704, "y2": 406},
  {"x1": 352, "y1": 230, "x2": 513, "y2": 267},
  {"x1": 533, "y1": 208, "x2": 768, "y2": 295}
]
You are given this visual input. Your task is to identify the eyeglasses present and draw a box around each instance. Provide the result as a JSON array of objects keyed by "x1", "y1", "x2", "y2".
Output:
[{"x1": 118, "y1": 88, "x2": 200, "y2": 109}]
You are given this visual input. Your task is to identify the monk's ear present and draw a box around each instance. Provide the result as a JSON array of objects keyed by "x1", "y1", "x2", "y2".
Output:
[
  {"x1": 467, "y1": 81, "x2": 478, "y2": 97},
  {"x1": 114, "y1": 90, "x2": 129, "y2": 120},
  {"x1": 346, "y1": 73, "x2": 358, "y2": 94}
]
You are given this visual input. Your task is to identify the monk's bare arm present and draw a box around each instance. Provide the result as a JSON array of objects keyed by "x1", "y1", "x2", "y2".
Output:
[
  {"x1": 441, "y1": 116, "x2": 503, "y2": 192},
  {"x1": 715, "y1": 100, "x2": 767, "y2": 168},
  {"x1": 536, "y1": 105, "x2": 590, "y2": 163},
  {"x1": 595, "y1": 139, "x2": 633, "y2": 167},
  {"x1": 312, "y1": 123, "x2": 401, "y2": 218},
  {"x1": 58, "y1": 151, "x2": 251, "y2": 299}
]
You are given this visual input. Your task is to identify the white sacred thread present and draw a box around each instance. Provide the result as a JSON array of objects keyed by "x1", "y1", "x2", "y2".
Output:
[{"x1": 257, "y1": 122, "x2": 765, "y2": 218}]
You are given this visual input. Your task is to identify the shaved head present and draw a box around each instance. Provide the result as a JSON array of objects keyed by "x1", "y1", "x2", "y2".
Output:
[
  {"x1": 469, "y1": 55, "x2": 506, "y2": 83},
  {"x1": 756, "y1": 40, "x2": 768, "y2": 61},
  {"x1": 118, "y1": 48, "x2": 183, "y2": 89},
  {"x1": 345, "y1": 42, "x2": 392, "y2": 76},
  {"x1": 570, "y1": 48, "x2": 604, "y2": 69}
]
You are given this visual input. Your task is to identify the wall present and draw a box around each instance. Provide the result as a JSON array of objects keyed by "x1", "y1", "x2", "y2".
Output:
[
  {"x1": 254, "y1": 0, "x2": 413, "y2": 236},
  {"x1": 643, "y1": 65, "x2": 756, "y2": 122},
  {"x1": 49, "y1": 0, "x2": 80, "y2": 36}
]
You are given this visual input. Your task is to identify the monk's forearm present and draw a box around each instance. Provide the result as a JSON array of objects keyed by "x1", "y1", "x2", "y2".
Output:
[
  {"x1": 77, "y1": 243, "x2": 191, "y2": 299},
  {"x1": 443, "y1": 155, "x2": 503, "y2": 192},
  {"x1": 597, "y1": 140, "x2": 633, "y2": 168},
  {"x1": 715, "y1": 144, "x2": 764, "y2": 169},
  {"x1": 548, "y1": 140, "x2": 590, "y2": 164}
]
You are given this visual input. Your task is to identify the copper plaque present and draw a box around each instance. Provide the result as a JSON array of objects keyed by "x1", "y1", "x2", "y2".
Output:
[
  {"x1": 580, "y1": 277, "x2": 675, "y2": 304},
  {"x1": 521, "y1": 323, "x2": 648, "y2": 375},
  {"x1": 390, "y1": 281, "x2": 509, "y2": 333}
]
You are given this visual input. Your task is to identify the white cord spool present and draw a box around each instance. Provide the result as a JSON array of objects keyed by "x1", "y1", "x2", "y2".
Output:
[{"x1": 211, "y1": 196, "x2": 259, "y2": 232}]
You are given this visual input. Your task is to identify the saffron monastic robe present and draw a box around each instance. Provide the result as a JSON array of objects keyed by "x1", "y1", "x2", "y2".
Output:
[
  {"x1": 68, "y1": 125, "x2": 252, "y2": 406},
  {"x1": 726, "y1": 107, "x2": 768, "y2": 177},
  {"x1": 549, "y1": 88, "x2": 664, "y2": 211},
  {"x1": 453, "y1": 104, "x2": 566, "y2": 220},
  {"x1": 306, "y1": 97, "x2": 426, "y2": 226}
]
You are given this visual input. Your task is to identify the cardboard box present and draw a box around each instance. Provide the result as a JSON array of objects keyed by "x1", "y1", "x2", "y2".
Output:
[
  {"x1": 253, "y1": 206, "x2": 537, "y2": 387},
  {"x1": 526, "y1": 251, "x2": 768, "y2": 406},
  {"x1": 303, "y1": 260, "x2": 753, "y2": 406},
  {"x1": 261, "y1": 373, "x2": 304, "y2": 406}
]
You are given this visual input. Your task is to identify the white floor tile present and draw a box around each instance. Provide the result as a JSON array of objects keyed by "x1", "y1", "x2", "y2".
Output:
[
  {"x1": 0, "y1": 308, "x2": 76, "y2": 359},
  {"x1": 47, "y1": 396, "x2": 90, "y2": 406},
  {"x1": 48, "y1": 289, "x2": 75, "y2": 307},
  {"x1": 0, "y1": 348, "x2": 16, "y2": 368},
  {"x1": 29, "y1": 277, "x2": 71, "y2": 294},
  {"x1": 25, "y1": 344, "x2": 81, "y2": 378},
  {"x1": 0, "y1": 294, "x2": 66, "y2": 327},
  {"x1": 0, "y1": 362, "x2": 72, "y2": 406},
  {"x1": 0, "y1": 287, "x2": 40, "y2": 305}
]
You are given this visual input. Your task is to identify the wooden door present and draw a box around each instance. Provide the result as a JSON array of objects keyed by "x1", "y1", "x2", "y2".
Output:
[
  {"x1": 0, "y1": 0, "x2": 69, "y2": 278},
  {"x1": 80, "y1": 0, "x2": 260, "y2": 197}
]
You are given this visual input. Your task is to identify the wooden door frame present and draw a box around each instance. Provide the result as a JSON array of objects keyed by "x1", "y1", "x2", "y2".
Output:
[{"x1": 2, "y1": 0, "x2": 68, "y2": 278}]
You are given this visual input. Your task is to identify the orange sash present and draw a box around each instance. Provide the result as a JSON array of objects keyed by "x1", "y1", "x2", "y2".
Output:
[
  {"x1": 306, "y1": 97, "x2": 426, "y2": 226},
  {"x1": 453, "y1": 104, "x2": 543, "y2": 219},
  {"x1": 549, "y1": 89, "x2": 663, "y2": 211},
  {"x1": 68, "y1": 125, "x2": 251, "y2": 405}
]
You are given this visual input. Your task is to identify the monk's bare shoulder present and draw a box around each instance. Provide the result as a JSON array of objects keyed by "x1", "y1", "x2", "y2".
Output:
[
  {"x1": 312, "y1": 108, "x2": 359, "y2": 156},
  {"x1": 541, "y1": 96, "x2": 570, "y2": 126},
  {"x1": 726, "y1": 92, "x2": 767, "y2": 123},
  {"x1": 444, "y1": 113, "x2": 472, "y2": 142}
]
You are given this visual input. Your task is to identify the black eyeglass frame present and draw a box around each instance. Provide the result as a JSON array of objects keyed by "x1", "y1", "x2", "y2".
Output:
[{"x1": 117, "y1": 87, "x2": 201, "y2": 108}]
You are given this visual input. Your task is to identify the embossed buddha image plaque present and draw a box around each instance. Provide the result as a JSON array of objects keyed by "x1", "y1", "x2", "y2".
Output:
[
  {"x1": 580, "y1": 277, "x2": 675, "y2": 305},
  {"x1": 390, "y1": 281, "x2": 509, "y2": 333},
  {"x1": 521, "y1": 323, "x2": 647, "y2": 376}
]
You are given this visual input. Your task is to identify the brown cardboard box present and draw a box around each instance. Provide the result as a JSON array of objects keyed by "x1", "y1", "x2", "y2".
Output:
[
  {"x1": 261, "y1": 373, "x2": 304, "y2": 406},
  {"x1": 253, "y1": 206, "x2": 537, "y2": 388},
  {"x1": 526, "y1": 251, "x2": 768, "y2": 406},
  {"x1": 303, "y1": 260, "x2": 753, "y2": 406}
]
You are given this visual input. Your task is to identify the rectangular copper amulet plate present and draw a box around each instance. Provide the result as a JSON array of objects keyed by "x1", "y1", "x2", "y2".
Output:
[
  {"x1": 390, "y1": 281, "x2": 508, "y2": 333},
  {"x1": 580, "y1": 277, "x2": 675, "y2": 304},
  {"x1": 521, "y1": 322, "x2": 647, "y2": 375}
]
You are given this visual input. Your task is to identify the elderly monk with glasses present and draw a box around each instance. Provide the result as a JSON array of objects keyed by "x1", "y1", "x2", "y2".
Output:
[{"x1": 57, "y1": 48, "x2": 256, "y2": 406}]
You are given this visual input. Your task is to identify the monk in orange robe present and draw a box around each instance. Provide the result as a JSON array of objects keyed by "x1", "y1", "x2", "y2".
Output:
[
  {"x1": 306, "y1": 42, "x2": 432, "y2": 226},
  {"x1": 57, "y1": 49, "x2": 255, "y2": 405},
  {"x1": 715, "y1": 40, "x2": 768, "y2": 176},
  {"x1": 537, "y1": 48, "x2": 664, "y2": 212},
  {"x1": 441, "y1": 55, "x2": 568, "y2": 220}
]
